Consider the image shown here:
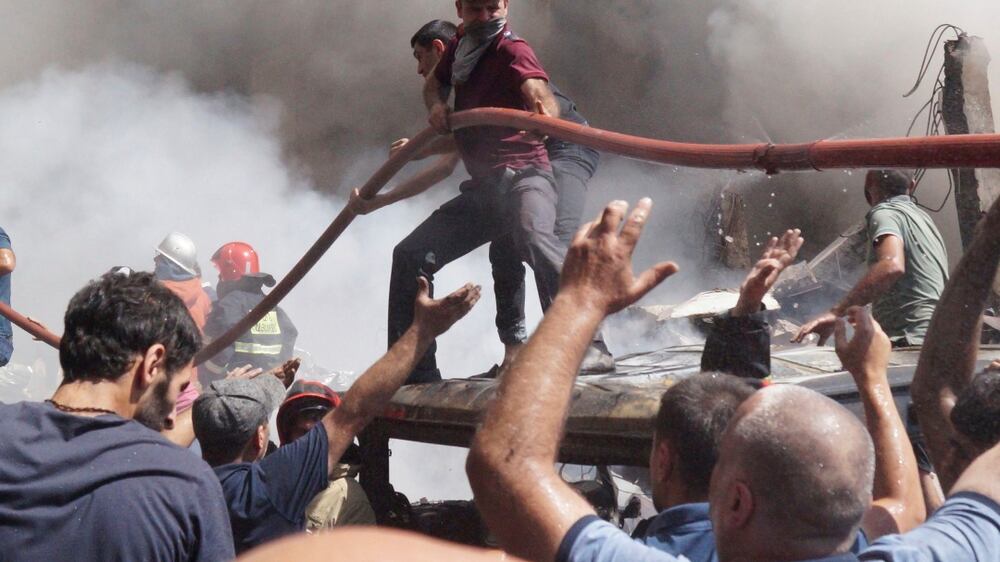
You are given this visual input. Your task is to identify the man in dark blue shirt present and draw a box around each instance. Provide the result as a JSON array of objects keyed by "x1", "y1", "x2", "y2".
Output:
[
  {"x1": 194, "y1": 277, "x2": 480, "y2": 553},
  {"x1": 0, "y1": 271, "x2": 234, "y2": 561},
  {"x1": 0, "y1": 226, "x2": 14, "y2": 366}
]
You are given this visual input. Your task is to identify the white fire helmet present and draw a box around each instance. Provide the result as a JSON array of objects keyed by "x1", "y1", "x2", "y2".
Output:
[{"x1": 155, "y1": 232, "x2": 199, "y2": 276}]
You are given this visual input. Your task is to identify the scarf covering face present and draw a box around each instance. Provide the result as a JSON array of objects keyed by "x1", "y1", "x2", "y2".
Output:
[{"x1": 451, "y1": 17, "x2": 507, "y2": 85}]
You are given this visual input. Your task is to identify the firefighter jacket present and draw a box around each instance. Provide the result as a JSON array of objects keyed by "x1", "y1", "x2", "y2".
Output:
[{"x1": 204, "y1": 275, "x2": 298, "y2": 372}]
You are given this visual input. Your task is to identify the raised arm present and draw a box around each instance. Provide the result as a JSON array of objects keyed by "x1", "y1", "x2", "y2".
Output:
[
  {"x1": 467, "y1": 199, "x2": 678, "y2": 561},
  {"x1": 349, "y1": 153, "x2": 461, "y2": 216},
  {"x1": 322, "y1": 279, "x2": 479, "y2": 475},
  {"x1": 795, "y1": 235, "x2": 905, "y2": 345},
  {"x1": 835, "y1": 307, "x2": 925, "y2": 539},
  {"x1": 911, "y1": 196, "x2": 1000, "y2": 491},
  {"x1": 702, "y1": 229, "x2": 803, "y2": 379}
]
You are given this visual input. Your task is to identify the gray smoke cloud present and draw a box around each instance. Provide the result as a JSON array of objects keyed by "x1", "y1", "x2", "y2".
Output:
[{"x1": 2, "y1": 1, "x2": 999, "y2": 499}]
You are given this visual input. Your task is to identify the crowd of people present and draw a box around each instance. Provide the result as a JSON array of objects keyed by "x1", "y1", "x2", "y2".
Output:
[{"x1": 1, "y1": 0, "x2": 999, "y2": 560}]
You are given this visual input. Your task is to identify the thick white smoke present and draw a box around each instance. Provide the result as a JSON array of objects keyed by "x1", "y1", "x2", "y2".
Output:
[{"x1": 0, "y1": 63, "x2": 510, "y2": 498}]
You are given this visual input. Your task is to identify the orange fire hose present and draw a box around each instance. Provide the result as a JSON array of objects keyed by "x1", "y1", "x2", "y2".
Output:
[
  {"x1": 0, "y1": 301, "x2": 61, "y2": 349},
  {"x1": 4, "y1": 107, "x2": 1000, "y2": 360}
]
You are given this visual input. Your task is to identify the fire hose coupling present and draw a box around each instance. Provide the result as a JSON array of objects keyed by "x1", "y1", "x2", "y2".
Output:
[{"x1": 752, "y1": 143, "x2": 780, "y2": 176}]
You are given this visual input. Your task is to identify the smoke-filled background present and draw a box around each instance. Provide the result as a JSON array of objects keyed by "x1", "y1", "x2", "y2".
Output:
[{"x1": 2, "y1": 1, "x2": 999, "y2": 499}]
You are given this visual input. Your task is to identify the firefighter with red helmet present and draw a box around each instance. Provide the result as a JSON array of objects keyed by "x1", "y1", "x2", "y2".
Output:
[
  {"x1": 203, "y1": 242, "x2": 298, "y2": 382},
  {"x1": 275, "y1": 381, "x2": 376, "y2": 529}
]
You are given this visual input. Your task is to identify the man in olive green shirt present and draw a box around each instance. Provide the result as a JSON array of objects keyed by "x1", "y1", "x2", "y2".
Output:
[{"x1": 796, "y1": 170, "x2": 948, "y2": 346}]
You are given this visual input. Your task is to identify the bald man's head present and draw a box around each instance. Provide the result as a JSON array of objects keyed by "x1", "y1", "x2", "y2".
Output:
[{"x1": 709, "y1": 386, "x2": 875, "y2": 561}]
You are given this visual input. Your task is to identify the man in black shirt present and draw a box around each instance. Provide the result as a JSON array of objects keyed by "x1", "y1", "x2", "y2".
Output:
[
  {"x1": 194, "y1": 277, "x2": 480, "y2": 553},
  {"x1": 0, "y1": 271, "x2": 234, "y2": 561}
]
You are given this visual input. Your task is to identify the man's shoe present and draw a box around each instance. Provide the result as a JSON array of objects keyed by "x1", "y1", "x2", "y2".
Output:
[{"x1": 579, "y1": 342, "x2": 615, "y2": 374}]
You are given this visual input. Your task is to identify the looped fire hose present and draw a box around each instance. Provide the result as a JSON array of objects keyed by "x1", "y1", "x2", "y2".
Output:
[{"x1": 4, "y1": 107, "x2": 1000, "y2": 360}]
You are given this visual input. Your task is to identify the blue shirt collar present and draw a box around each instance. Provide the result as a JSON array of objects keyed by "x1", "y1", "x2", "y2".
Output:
[{"x1": 646, "y1": 502, "x2": 712, "y2": 535}]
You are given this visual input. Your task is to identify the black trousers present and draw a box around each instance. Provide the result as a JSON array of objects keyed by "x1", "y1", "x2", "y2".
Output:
[
  {"x1": 487, "y1": 163, "x2": 591, "y2": 345},
  {"x1": 388, "y1": 169, "x2": 565, "y2": 383}
]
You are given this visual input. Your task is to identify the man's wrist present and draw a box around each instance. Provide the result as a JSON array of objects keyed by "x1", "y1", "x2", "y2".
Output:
[
  {"x1": 855, "y1": 375, "x2": 892, "y2": 398},
  {"x1": 407, "y1": 322, "x2": 439, "y2": 347},
  {"x1": 553, "y1": 289, "x2": 608, "y2": 324},
  {"x1": 732, "y1": 294, "x2": 762, "y2": 317}
]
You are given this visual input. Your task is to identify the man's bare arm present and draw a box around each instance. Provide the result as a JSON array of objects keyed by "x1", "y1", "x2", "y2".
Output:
[
  {"x1": 424, "y1": 74, "x2": 452, "y2": 133},
  {"x1": 416, "y1": 136, "x2": 459, "y2": 160},
  {"x1": 795, "y1": 235, "x2": 905, "y2": 345},
  {"x1": 836, "y1": 307, "x2": 925, "y2": 539},
  {"x1": 467, "y1": 199, "x2": 678, "y2": 560},
  {"x1": 732, "y1": 229, "x2": 803, "y2": 316},
  {"x1": 323, "y1": 279, "x2": 479, "y2": 475},
  {"x1": 0, "y1": 248, "x2": 14, "y2": 275},
  {"x1": 834, "y1": 235, "x2": 906, "y2": 315},
  {"x1": 520, "y1": 78, "x2": 560, "y2": 119},
  {"x1": 911, "y1": 197, "x2": 1000, "y2": 492},
  {"x1": 389, "y1": 136, "x2": 459, "y2": 161},
  {"x1": 349, "y1": 153, "x2": 461, "y2": 216}
]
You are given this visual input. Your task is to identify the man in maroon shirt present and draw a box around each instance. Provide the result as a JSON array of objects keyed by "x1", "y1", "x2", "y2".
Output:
[{"x1": 387, "y1": 0, "x2": 601, "y2": 383}]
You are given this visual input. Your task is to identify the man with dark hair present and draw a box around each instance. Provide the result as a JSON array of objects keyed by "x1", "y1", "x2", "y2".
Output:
[
  {"x1": 362, "y1": 15, "x2": 600, "y2": 375},
  {"x1": 950, "y1": 369, "x2": 1000, "y2": 451},
  {"x1": 797, "y1": 169, "x2": 947, "y2": 346},
  {"x1": 911, "y1": 190, "x2": 1000, "y2": 492},
  {"x1": 0, "y1": 272, "x2": 234, "y2": 561},
  {"x1": 382, "y1": 0, "x2": 605, "y2": 384},
  {"x1": 641, "y1": 373, "x2": 754, "y2": 559},
  {"x1": 0, "y1": 226, "x2": 14, "y2": 367},
  {"x1": 195, "y1": 277, "x2": 480, "y2": 553},
  {"x1": 355, "y1": 15, "x2": 603, "y2": 375},
  {"x1": 359, "y1": 12, "x2": 604, "y2": 378}
]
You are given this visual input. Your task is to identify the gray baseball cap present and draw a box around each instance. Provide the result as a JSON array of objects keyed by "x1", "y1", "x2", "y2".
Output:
[{"x1": 193, "y1": 375, "x2": 286, "y2": 448}]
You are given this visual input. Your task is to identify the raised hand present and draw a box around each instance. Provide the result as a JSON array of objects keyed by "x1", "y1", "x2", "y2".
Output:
[
  {"x1": 734, "y1": 228, "x2": 804, "y2": 316},
  {"x1": 834, "y1": 306, "x2": 891, "y2": 384},
  {"x1": 794, "y1": 312, "x2": 839, "y2": 346},
  {"x1": 560, "y1": 199, "x2": 679, "y2": 315},
  {"x1": 226, "y1": 364, "x2": 263, "y2": 380},
  {"x1": 267, "y1": 358, "x2": 301, "y2": 388},
  {"x1": 412, "y1": 277, "x2": 481, "y2": 337}
]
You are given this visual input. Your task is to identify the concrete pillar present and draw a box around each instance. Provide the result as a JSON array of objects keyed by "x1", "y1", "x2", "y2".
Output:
[{"x1": 942, "y1": 35, "x2": 1000, "y2": 249}]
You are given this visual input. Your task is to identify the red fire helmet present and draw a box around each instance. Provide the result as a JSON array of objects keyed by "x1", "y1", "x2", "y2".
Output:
[{"x1": 211, "y1": 242, "x2": 260, "y2": 282}]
